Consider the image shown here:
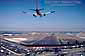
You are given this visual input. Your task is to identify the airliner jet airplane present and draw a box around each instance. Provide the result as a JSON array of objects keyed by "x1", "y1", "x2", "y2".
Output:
[
  {"x1": 22, "y1": 0, "x2": 55, "y2": 17},
  {"x1": 23, "y1": 9, "x2": 55, "y2": 17}
]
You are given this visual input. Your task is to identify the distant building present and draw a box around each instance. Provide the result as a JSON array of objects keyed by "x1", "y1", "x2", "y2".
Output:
[{"x1": 3, "y1": 34, "x2": 13, "y2": 36}]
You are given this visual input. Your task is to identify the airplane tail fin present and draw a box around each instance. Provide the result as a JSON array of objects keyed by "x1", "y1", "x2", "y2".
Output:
[{"x1": 29, "y1": 8, "x2": 44, "y2": 11}]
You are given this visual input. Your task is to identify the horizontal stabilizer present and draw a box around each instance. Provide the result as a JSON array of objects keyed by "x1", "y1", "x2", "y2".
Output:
[{"x1": 29, "y1": 9, "x2": 36, "y2": 11}]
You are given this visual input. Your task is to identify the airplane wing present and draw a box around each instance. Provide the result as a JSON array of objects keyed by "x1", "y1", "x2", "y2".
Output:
[
  {"x1": 22, "y1": 11, "x2": 27, "y2": 14},
  {"x1": 45, "y1": 11, "x2": 55, "y2": 15},
  {"x1": 22, "y1": 11, "x2": 32, "y2": 15}
]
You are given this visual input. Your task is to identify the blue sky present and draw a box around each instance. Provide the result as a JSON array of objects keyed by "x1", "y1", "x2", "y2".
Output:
[{"x1": 0, "y1": 0, "x2": 85, "y2": 31}]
